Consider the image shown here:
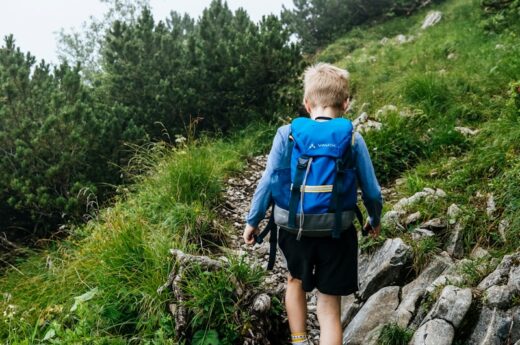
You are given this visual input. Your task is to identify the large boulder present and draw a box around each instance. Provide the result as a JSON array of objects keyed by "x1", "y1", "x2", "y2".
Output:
[
  {"x1": 409, "y1": 318, "x2": 454, "y2": 345},
  {"x1": 395, "y1": 253, "x2": 453, "y2": 327},
  {"x1": 485, "y1": 285, "x2": 516, "y2": 309},
  {"x1": 479, "y1": 252, "x2": 520, "y2": 310},
  {"x1": 478, "y1": 253, "x2": 520, "y2": 290},
  {"x1": 342, "y1": 286, "x2": 400, "y2": 345},
  {"x1": 421, "y1": 285, "x2": 472, "y2": 328},
  {"x1": 340, "y1": 294, "x2": 362, "y2": 328},
  {"x1": 358, "y1": 238, "x2": 412, "y2": 300},
  {"x1": 468, "y1": 307, "x2": 512, "y2": 345},
  {"x1": 510, "y1": 306, "x2": 520, "y2": 344}
]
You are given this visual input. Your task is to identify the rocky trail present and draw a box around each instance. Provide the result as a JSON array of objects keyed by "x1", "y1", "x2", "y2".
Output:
[
  {"x1": 221, "y1": 155, "x2": 323, "y2": 344},
  {"x1": 165, "y1": 152, "x2": 520, "y2": 344}
]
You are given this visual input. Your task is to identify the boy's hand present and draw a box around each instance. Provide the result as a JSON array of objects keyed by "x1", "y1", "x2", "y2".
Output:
[
  {"x1": 243, "y1": 224, "x2": 259, "y2": 245},
  {"x1": 364, "y1": 222, "x2": 381, "y2": 238}
]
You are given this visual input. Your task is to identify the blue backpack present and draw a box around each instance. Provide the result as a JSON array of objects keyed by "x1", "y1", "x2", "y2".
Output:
[{"x1": 255, "y1": 117, "x2": 364, "y2": 269}]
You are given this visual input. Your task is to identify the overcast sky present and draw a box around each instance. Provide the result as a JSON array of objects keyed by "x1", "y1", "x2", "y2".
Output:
[{"x1": 0, "y1": 0, "x2": 293, "y2": 65}]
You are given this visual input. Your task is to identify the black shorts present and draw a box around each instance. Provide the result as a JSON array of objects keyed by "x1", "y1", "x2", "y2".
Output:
[{"x1": 278, "y1": 226, "x2": 359, "y2": 296}]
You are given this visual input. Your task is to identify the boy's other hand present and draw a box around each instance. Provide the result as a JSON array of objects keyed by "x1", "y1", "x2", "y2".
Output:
[
  {"x1": 243, "y1": 224, "x2": 259, "y2": 245},
  {"x1": 364, "y1": 222, "x2": 381, "y2": 239}
]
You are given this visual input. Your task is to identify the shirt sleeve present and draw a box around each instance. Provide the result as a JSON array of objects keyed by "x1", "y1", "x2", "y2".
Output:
[
  {"x1": 353, "y1": 132, "x2": 383, "y2": 227},
  {"x1": 246, "y1": 126, "x2": 287, "y2": 227}
]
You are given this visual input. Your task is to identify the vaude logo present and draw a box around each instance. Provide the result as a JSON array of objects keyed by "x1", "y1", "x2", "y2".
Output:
[{"x1": 308, "y1": 143, "x2": 336, "y2": 149}]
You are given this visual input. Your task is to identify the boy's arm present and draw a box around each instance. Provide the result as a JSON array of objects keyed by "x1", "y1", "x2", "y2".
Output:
[
  {"x1": 353, "y1": 132, "x2": 383, "y2": 228},
  {"x1": 245, "y1": 126, "x2": 288, "y2": 228}
]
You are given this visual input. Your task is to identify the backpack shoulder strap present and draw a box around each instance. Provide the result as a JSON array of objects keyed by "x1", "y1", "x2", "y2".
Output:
[{"x1": 330, "y1": 128, "x2": 358, "y2": 238}]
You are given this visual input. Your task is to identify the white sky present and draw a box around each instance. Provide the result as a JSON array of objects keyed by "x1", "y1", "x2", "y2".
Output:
[{"x1": 0, "y1": 0, "x2": 293, "y2": 64}]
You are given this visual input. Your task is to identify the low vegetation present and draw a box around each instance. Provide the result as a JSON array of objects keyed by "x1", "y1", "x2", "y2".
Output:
[
  {"x1": 1, "y1": 0, "x2": 520, "y2": 342},
  {"x1": 0, "y1": 125, "x2": 274, "y2": 344}
]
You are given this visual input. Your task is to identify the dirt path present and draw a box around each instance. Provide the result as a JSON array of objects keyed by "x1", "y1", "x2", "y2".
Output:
[{"x1": 219, "y1": 155, "x2": 322, "y2": 344}]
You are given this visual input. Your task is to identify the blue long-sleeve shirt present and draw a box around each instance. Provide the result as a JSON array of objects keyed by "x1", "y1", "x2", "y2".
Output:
[{"x1": 246, "y1": 123, "x2": 383, "y2": 228}]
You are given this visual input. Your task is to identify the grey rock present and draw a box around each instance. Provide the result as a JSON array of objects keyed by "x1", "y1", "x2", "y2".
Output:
[
  {"x1": 487, "y1": 193, "x2": 496, "y2": 218},
  {"x1": 420, "y1": 218, "x2": 447, "y2": 231},
  {"x1": 358, "y1": 238, "x2": 412, "y2": 300},
  {"x1": 498, "y1": 219, "x2": 509, "y2": 242},
  {"x1": 478, "y1": 253, "x2": 520, "y2": 290},
  {"x1": 421, "y1": 11, "x2": 442, "y2": 30},
  {"x1": 394, "y1": 190, "x2": 432, "y2": 211},
  {"x1": 446, "y1": 223, "x2": 464, "y2": 258},
  {"x1": 375, "y1": 104, "x2": 398, "y2": 119},
  {"x1": 352, "y1": 112, "x2": 368, "y2": 127},
  {"x1": 406, "y1": 211, "x2": 422, "y2": 225},
  {"x1": 426, "y1": 259, "x2": 471, "y2": 294},
  {"x1": 395, "y1": 34, "x2": 408, "y2": 44},
  {"x1": 471, "y1": 246, "x2": 490, "y2": 259},
  {"x1": 423, "y1": 187, "x2": 436, "y2": 195},
  {"x1": 342, "y1": 286, "x2": 400, "y2": 345},
  {"x1": 382, "y1": 210, "x2": 404, "y2": 227},
  {"x1": 447, "y1": 203, "x2": 461, "y2": 223},
  {"x1": 412, "y1": 228, "x2": 435, "y2": 241},
  {"x1": 421, "y1": 285, "x2": 472, "y2": 328},
  {"x1": 395, "y1": 253, "x2": 453, "y2": 327},
  {"x1": 468, "y1": 307, "x2": 512, "y2": 345},
  {"x1": 509, "y1": 265, "x2": 520, "y2": 291},
  {"x1": 485, "y1": 285, "x2": 515, "y2": 309},
  {"x1": 435, "y1": 188, "x2": 447, "y2": 198},
  {"x1": 410, "y1": 318, "x2": 454, "y2": 345},
  {"x1": 340, "y1": 294, "x2": 362, "y2": 328},
  {"x1": 252, "y1": 293, "x2": 271, "y2": 313},
  {"x1": 455, "y1": 126, "x2": 480, "y2": 136}
]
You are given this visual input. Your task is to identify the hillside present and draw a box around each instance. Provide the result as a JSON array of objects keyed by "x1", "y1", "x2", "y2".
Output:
[{"x1": 1, "y1": 0, "x2": 520, "y2": 344}]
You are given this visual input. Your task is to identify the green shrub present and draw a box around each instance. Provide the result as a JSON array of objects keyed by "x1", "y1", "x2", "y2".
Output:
[
  {"x1": 480, "y1": 0, "x2": 520, "y2": 33},
  {"x1": 363, "y1": 113, "x2": 425, "y2": 184},
  {"x1": 181, "y1": 257, "x2": 264, "y2": 344},
  {"x1": 0, "y1": 136, "x2": 264, "y2": 343},
  {"x1": 377, "y1": 323, "x2": 413, "y2": 345},
  {"x1": 403, "y1": 74, "x2": 451, "y2": 115},
  {"x1": 412, "y1": 236, "x2": 441, "y2": 273}
]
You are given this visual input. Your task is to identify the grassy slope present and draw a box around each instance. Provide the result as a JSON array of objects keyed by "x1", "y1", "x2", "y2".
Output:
[
  {"x1": 317, "y1": 0, "x2": 520, "y2": 259},
  {"x1": 0, "y1": 126, "x2": 274, "y2": 344},
  {"x1": 1, "y1": 0, "x2": 520, "y2": 343}
]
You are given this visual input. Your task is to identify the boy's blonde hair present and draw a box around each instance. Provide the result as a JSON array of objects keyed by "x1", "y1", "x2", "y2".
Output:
[{"x1": 303, "y1": 63, "x2": 350, "y2": 109}]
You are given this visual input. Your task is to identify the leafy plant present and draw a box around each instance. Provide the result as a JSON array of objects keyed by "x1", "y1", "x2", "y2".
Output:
[{"x1": 192, "y1": 330, "x2": 221, "y2": 345}]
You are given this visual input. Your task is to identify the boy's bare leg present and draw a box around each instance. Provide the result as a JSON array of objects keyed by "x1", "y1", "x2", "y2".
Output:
[
  {"x1": 316, "y1": 292, "x2": 342, "y2": 345},
  {"x1": 285, "y1": 275, "x2": 308, "y2": 334}
]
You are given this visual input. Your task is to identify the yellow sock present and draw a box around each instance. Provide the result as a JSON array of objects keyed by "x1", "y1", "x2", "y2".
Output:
[{"x1": 291, "y1": 332, "x2": 309, "y2": 344}]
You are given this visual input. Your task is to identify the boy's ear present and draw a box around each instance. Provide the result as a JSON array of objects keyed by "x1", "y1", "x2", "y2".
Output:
[
  {"x1": 304, "y1": 99, "x2": 312, "y2": 114},
  {"x1": 343, "y1": 99, "x2": 349, "y2": 112}
]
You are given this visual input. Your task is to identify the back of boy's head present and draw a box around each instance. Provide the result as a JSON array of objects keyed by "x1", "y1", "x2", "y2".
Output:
[{"x1": 303, "y1": 63, "x2": 350, "y2": 109}]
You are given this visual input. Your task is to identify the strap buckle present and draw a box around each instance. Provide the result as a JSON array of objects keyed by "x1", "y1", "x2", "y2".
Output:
[{"x1": 297, "y1": 156, "x2": 310, "y2": 170}]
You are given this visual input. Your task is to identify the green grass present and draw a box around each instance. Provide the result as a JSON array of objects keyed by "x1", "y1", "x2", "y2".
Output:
[
  {"x1": 318, "y1": 0, "x2": 520, "y2": 264},
  {"x1": 0, "y1": 123, "x2": 276, "y2": 344},
  {"x1": 377, "y1": 323, "x2": 414, "y2": 345}
]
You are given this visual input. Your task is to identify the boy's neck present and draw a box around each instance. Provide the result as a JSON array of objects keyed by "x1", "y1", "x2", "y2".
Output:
[{"x1": 309, "y1": 105, "x2": 342, "y2": 120}]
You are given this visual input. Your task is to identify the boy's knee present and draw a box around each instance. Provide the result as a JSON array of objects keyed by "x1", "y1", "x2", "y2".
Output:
[{"x1": 317, "y1": 292, "x2": 341, "y2": 310}]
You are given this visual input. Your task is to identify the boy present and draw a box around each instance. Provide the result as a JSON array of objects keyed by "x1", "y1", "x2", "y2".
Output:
[{"x1": 243, "y1": 63, "x2": 382, "y2": 345}]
